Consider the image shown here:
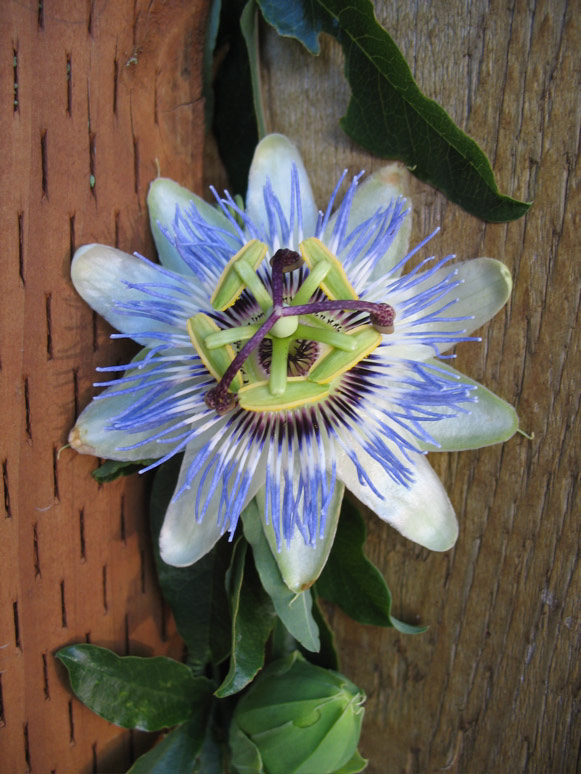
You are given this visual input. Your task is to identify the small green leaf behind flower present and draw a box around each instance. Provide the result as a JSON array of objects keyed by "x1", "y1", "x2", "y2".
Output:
[
  {"x1": 241, "y1": 500, "x2": 320, "y2": 652},
  {"x1": 126, "y1": 714, "x2": 209, "y2": 774},
  {"x1": 316, "y1": 499, "x2": 427, "y2": 634},
  {"x1": 56, "y1": 644, "x2": 213, "y2": 732},
  {"x1": 215, "y1": 539, "x2": 277, "y2": 698},
  {"x1": 91, "y1": 458, "x2": 155, "y2": 484}
]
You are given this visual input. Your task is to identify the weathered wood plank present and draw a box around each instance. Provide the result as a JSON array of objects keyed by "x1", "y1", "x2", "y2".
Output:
[
  {"x1": 0, "y1": 1, "x2": 207, "y2": 770},
  {"x1": 258, "y1": 1, "x2": 579, "y2": 771}
]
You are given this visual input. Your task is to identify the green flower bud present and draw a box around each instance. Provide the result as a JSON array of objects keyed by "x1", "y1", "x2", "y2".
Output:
[{"x1": 229, "y1": 651, "x2": 367, "y2": 774}]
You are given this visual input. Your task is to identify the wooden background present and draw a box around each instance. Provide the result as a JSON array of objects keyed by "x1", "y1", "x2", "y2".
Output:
[
  {"x1": 0, "y1": 1, "x2": 207, "y2": 771},
  {"x1": 255, "y1": 1, "x2": 579, "y2": 772},
  {"x1": 1, "y1": 0, "x2": 578, "y2": 772}
]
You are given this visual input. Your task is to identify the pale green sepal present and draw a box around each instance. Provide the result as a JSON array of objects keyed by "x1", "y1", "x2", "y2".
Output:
[
  {"x1": 229, "y1": 723, "x2": 265, "y2": 774},
  {"x1": 256, "y1": 481, "x2": 345, "y2": 593},
  {"x1": 246, "y1": 135, "x2": 318, "y2": 242},
  {"x1": 159, "y1": 486, "x2": 223, "y2": 568},
  {"x1": 69, "y1": 348, "x2": 186, "y2": 461},
  {"x1": 396, "y1": 258, "x2": 513, "y2": 354},
  {"x1": 335, "y1": 749, "x2": 368, "y2": 773},
  {"x1": 159, "y1": 445, "x2": 266, "y2": 567},
  {"x1": 324, "y1": 164, "x2": 411, "y2": 282},
  {"x1": 71, "y1": 244, "x2": 185, "y2": 345},
  {"x1": 337, "y1": 452, "x2": 458, "y2": 551},
  {"x1": 147, "y1": 177, "x2": 238, "y2": 275},
  {"x1": 418, "y1": 360, "x2": 519, "y2": 451},
  {"x1": 241, "y1": 500, "x2": 320, "y2": 652}
]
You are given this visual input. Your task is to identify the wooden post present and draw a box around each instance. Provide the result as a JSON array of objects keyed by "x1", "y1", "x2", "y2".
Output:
[
  {"x1": 0, "y1": 1, "x2": 208, "y2": 771},
  {"x1": 258, "y1": 1, "x2": 579, "y2": 771}
]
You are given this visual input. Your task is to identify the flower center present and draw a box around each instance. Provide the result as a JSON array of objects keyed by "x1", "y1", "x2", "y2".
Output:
[{"x1": 187, "y1": 239, "x2": 395, "y2": 414}]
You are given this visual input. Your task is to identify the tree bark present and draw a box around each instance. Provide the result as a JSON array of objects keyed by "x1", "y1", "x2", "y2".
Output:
[
  {"x1": 258, "y1": 2, "x2": 579, "y2": 772},
  {"x1": 0, "y1": 1, "x2": 208, "y2": 771}
]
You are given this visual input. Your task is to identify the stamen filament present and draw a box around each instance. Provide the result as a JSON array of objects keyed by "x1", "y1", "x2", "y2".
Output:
[
  {"x1": 234, "y1": 260, "x2": 272, "y2": 311},
  {"x1": 291, "y1": 261, "x2": 331, "y2": 306},
  {"x1": 205, "y1": 323, "x2": 262, "y2": 350},
  {"x1": 294, "y1": 323, "x2": 357, "y2": 352}
]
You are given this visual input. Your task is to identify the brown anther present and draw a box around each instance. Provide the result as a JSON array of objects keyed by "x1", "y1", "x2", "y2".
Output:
[
  {"x1": 270, "y1": 248, "x2": 303, "y2": 273},
  {"x1": 205, "y1": 388, "x2": 238, "y2": 415},
  {"x1": 370, "y1": 303, "x2": 396, "y2": 334}
]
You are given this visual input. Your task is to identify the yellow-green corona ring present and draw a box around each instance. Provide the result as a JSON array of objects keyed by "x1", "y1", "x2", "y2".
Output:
[{"x1": 187, "y1": 241, "x2": 392, "y2": 414}]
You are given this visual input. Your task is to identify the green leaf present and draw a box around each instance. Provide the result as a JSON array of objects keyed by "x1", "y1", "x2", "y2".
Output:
[
  {"x1": 241, "y1": 501, "x2": 320, "y2": 652},
  {"x1": 215, "y1": 540, "x2": 277, "y2": 697},
  {"x1": 315, "y1": 500, "x2": 426, "y2": 633},
  {"x1": 335, "y1": 748, "x2": 368, "y2": 773},
  {"x1": 127, "y1": 713, "x2": 207, "y2": 774},
  {"x1": 213, "y1": 0, "x2": 259, "y2": 193},
  {"x1": 91, "y1": 458, "x2": 154, "y2": 484},
  {"x1": 241, "y1": 1, "x2": 267, "y2": 139},
  {"x1": 56, "y1": 645, "x2": 213, "y2": 731},
  {"x1": 257, "y1": 0, "x2": 530, "y2": 222},
  {"x1": 150, "y1": 457, "x2": 232, "y2": 668},
  {"x1": 256, "y1": 0, "x2": 323, "y2": 54}
]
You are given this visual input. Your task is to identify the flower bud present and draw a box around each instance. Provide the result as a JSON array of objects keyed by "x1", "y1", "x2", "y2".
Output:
[{"x1": 229, "y1": 651, "x2": 366, "y2": 773}]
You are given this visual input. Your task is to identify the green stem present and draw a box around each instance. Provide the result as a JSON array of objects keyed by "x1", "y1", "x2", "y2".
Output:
[{"x1": 241, "y1": 1, "x2": 267, "y2": 139}]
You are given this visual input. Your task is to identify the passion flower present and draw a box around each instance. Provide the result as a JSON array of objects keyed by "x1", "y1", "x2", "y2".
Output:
[{"x1": 69, "y1": 134, "x2": 517, "y2": 588}]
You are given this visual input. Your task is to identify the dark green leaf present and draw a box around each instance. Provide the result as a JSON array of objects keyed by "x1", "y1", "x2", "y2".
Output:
[
  {"x1": 213, "y1": 0, "x2": 259, "y2": 194},
  {"x1": 257, "y1": 0, "x2": 530, "y2": 222},
  {"x1": 150, "y1": 457, "x2": 231, "y2": 668},
  {"x1": 127, "y1": 713, "x2": 207, "y2": 774},
  {"x1": 241, "y1": 501, "x2": 320, "y2": 652},
  {"x1": 203, "y1": 0, "x2": 223, "y2": 129},
  {"x1": 91, "y1": 458, "x2": 154, "y2": 484},
  {"x1": 215, "y1": 540, "x2": 276, "y2": 697},
  {"x1": 193, "y1": 723, "x2": 229, "y2": 774},
  {"x1": 256, "y1": 0, "x2": 323, "y2": 54},
  {"x1": 56, "y1": 645, "x2": 213, "y2": 731},
  {"x1": 315, "y1": 500, "x2": 426, "y2": 633},
  {"x1": 306, "y1": 586, "x2": 339, "y2": 671}
]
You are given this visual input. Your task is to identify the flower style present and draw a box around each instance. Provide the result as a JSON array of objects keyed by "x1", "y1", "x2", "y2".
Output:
[{"x1": 69, "y1": 134, "x2": 517, "y2": 590}]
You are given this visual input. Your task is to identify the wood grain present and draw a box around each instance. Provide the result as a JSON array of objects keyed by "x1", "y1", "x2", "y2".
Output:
[
  {"x1": 257, "y1": 1, "x2": 579, "y2": 771},
  {"x1": 0, "y1": 1, "x2": 208, "y2": 771}
]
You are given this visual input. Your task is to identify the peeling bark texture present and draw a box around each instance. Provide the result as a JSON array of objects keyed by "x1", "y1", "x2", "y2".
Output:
[
  {"x1": 0, "y1": 1, "x2": 207, "y2": 771},
  {"x1": 254, "y1": 2, "x2": 579, "y2": 772}
]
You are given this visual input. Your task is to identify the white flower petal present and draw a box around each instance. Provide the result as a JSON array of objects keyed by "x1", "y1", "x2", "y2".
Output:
[
  {"x1": 338, "y1": 450, "x2": 458, "y2": 551},
  {"x1": 325, "y1": 164, "x2": 412, "y2": 279},
  {"x1": 394, "y1": 258, "x2": 512, "y2": 353},
  {"x1": 246, "y1": 134, "x2": 318, "y2": 241},
  {"x1": 418, "y1": 361, "x2": 519, "y2": 451},
  {"x1": 256, "y1": 480, "x2": 344, "y2": 593},
  {"x1": 71, "y1": 244, "x2": 197, "y2": 345},
  {"x1": 147, "y1": 177, "x2": 237, "y2": 275},
  {"x1": 159, "y1": 433, "x2": 267, "y2": 567},
  {"x1": 68, "y1": 348, "x2": 202, "y2": 460}
]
